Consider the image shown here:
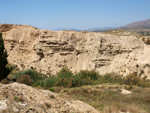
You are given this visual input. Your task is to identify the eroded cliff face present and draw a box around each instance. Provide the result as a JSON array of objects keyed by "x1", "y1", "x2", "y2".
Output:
[{"x1": 1, "y1": 24, "x2": 150, "y2": 78}]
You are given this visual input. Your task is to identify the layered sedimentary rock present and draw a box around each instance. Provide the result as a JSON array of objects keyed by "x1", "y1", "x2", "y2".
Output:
[{"x1": 1, "y1": 24, "x2": 150, "y2": 78}]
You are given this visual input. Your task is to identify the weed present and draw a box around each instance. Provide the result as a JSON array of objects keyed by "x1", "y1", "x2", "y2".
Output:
[
  {"x1": 49, "y1": 95, "x2": 55, "y2": 99},
  {"x1": 16, "y1": 75, "x2": 33, "y2": 85},
  {"x1": 14, "y1": 96, "x2": 24, "y2": 102},
  {"x1": 49, "y1": 88, "x2": 55, "y2": 92}
]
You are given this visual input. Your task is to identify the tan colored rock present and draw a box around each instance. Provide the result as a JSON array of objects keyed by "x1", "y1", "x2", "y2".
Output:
[
  {"x1": 0, "y1": 83, "x2": 99, "y2": 113},
  {"x1": 121, "y1": 89, "x2": 131, "y2": 95},
  {"x1": 1, "y1": 24, "x2": 150, "y2": 78}
]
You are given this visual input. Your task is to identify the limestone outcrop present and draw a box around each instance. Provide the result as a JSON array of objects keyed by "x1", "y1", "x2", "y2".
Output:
[{"x1": 1, "y1": 24, "x2": 150, "y2": 78}]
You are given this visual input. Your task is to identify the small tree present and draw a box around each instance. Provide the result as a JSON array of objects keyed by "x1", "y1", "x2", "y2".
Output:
[{"x1": 0, "y1": 32, "x2": 9, "y2": 80}]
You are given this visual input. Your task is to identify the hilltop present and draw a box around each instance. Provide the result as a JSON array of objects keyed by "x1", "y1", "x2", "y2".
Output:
[
  {"x1": 93, "y1": 19, "x2": 150, "y2": 35},
  {"x1": 0, "y1": 24, "x2": 150, "y2": 79},
  {"x1": 123, "y1": 19, "x2": 150, "y2": 28}
]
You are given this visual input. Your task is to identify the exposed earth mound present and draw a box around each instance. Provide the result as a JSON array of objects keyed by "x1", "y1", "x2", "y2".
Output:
[
  {"x1": 1, "y1": 24, "x2": 150, "y2": 78},
  {"x1": 0, "y1": 83, "x2": 98, "y2": 113}
]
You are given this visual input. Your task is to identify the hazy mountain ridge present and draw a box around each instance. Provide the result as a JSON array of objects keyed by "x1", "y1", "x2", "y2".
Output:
[
  {"x1": 93, "y1": 19, "x2": 150, "y2": 35},
  {"x1": 54, "y1": 27, "x2": 114, "y2": 32},
  {"x1": 123, "y1": 19, "x2": 150, "y2": 28}
]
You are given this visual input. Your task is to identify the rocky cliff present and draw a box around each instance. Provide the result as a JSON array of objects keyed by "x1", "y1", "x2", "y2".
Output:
[{"x1": 1, "y1": 24, "x2": 150, "y2": 78}]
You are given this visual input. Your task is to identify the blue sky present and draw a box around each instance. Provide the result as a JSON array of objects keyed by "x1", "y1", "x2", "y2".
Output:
[{"x1": 1, "y1": 0, "x2": 150, "y2": 30}]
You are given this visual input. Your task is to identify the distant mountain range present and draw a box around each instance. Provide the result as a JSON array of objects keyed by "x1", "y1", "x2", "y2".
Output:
[
  {"x1": 54, "y1": 27, "x2": 114, "y2": 32},
  {"x1": 54, "y1": 28, "x2": 81, "y2": 31},
  {"x1": 93, "y1": 19, "x2": 150, "y2": 35},
  {"x1": 123, "y1": 19, "x2": 150, "y2": 28},
  {"x1": 87, "y1": 27, "x2": 115, "y2": 31},
  {"x1": 55, "y1": 19, "x2": 150, "y2": 35}
]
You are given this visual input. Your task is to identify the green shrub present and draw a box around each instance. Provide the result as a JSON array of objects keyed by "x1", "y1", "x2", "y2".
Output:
[
  {"x1": 43, "y1": 77, "x2": 57, "y2": 88},
  {"x1": 71, "y1": 70, "x2": 99, "y2": 86},
  {"x1": 72, "y1": 74, "x2": 83, "y2": 87},
  {"x1": 93, "y1": 73, "x2": 123, "y2": 85},
  {"x1": 49, "y1": 88, "x2": 55, "y2": 92},
  {"x1": 12, "y1": 68, "x2": 150, "y2": 89},
  {"x1": 33, "y1": 80, "x2": 44, "y2": 87},
  {"x1": 79, "y1": 70, "x2": 98, "y2": 80},
  {"x1": 103, "y1": 73, "x2": 123, "y2": 84},
  {"x1": 16, "y1": 75, "x2": 33, "y2": 85},
  {"x1": 80, "y1": 76, "x2": 93, "y2": 85},
  {"x1": 13, "y1": 69, "x2": 45, "y2": 80},
  {"x1": 21, "y1": 69, "x2": 47, "y2": 81},
  {"x1": 56, "y1": 67, "x2": 74, "y2": 87},
  {"x1": 124, "y1": 72, "x2": 140, "y2": 86},
  {"x1": 124, "y1": 72, "x2": 150, "y2": 87},
  {"x1": 13, "y1": 69, "x2": 48, "y2": 87}
]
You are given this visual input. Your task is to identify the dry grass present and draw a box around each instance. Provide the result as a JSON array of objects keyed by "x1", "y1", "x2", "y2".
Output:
[
  {"x1": 58, "y1": 84, "x2": 150, "y2": 113},
  {"x1": 102, "y1": 103, "x2": 147, "y2": 113}
]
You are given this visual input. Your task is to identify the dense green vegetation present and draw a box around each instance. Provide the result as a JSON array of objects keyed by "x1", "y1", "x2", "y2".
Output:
[
  {"x1": 9, "y1": 67, "x2": 150, "y2": 89},
  {"x1": 0, "y1": 32, "x2": 9, "y2": 80}
]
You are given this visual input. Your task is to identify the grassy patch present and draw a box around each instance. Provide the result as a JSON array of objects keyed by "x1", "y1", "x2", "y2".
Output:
[{"x1": 59, "y1": 84, "x2": 150, "y2": 113}]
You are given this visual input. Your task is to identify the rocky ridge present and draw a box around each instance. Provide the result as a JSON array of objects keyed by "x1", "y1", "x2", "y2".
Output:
[{"x1": 1, "y1": 24, "x2": 150, "y2": 78}]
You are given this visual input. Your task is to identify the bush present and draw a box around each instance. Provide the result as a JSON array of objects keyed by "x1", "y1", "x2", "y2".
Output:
[
  {"x1": 79, "y1": 70, "x2": 98, "y2": 80},
  {"x1": 7, "y1": 74, "x2": 15, "y2": 81},
  {"x1": 49, "y1": 88, "x2": 55, "y2": 92},
  {"x1": 72, "y1": 74, "x2": 83, "y2": 87},
  {"x1": 13, "y1": 69, "x2": 48, "y2": 87},
  {"x1": 43, "y1": 77, "x2": 57, "y2": 88},
  {"x1": 56, "y1": 67, "x2": 74, "y2": 87},
  {"x1": 55, "y1": 68, "x2": 99, "y2": 87},
  {"x1": 124, "y1": 72, "x2": 150, "y2": 87},
  {"x1": 5, "y1": 63, "x2": 16, "y2": 74},
  {"x1": 1, "y1": 78, "x2": 9, "y2": 84},
  {"x1": 16, "y1": 75, "x2": 33, "y2": 85},
  {"x1": 71, "y1": 70, "x2": 99, "y2": 86},
  {"x1": 93, "y1": 73, "x2": 123, "y2": 85},
  {"x1": 21, "y1": 69, "x2": 47, "y2": 81},
  {"x1": 12, "y1": 68, "x2": 150, "y2": 89},
  {"x1": 124, "y1": 73, "x2": 140, "y2": 86},
  {"x1": 13, "y1": 69, "x2": 43, "y2": 80}
]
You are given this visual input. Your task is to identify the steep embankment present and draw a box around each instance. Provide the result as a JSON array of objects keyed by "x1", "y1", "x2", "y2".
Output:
[{"x1": 1, "y1": 24, "x2": 150, "y2": 78}]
